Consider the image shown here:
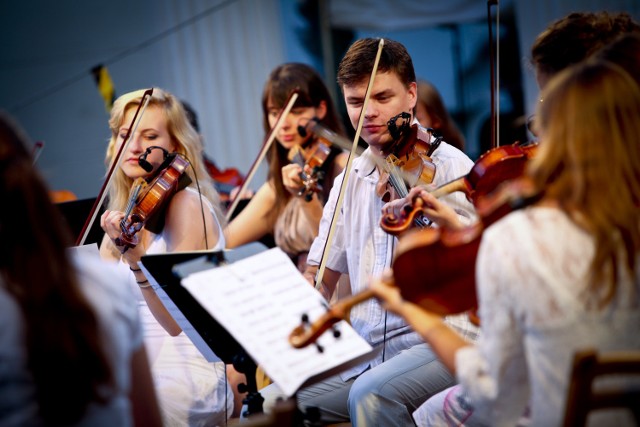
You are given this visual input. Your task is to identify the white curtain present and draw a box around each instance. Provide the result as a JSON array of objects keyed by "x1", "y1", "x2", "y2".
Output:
[
  {"x1": 330, "y1": 0, "x2": 498, "y2": 30},
  {"x1": 159, "y1": 0, "x2": 287, "y2": 186},
  {"x1": 513, "y1": 0, "x2": 640, "y2": 116},
  {"x1": 328, "y1": 0, "x2": 640, "y2": 117}
]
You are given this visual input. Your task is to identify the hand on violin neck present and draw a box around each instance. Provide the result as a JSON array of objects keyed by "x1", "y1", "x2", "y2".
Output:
[
  {"x1": 379, "y1": 186, "x2": 464, "y2": 235},
  {"x1": 380, "y1": 186, "x2": 424, "y2": 222},
  {"x1": 413, "y1": 190, "x2": 464, "y2": 231},
  {"x1": 281, "y1": 163, "x2": 305, "y2": 195},
  {"x1": 100, "y1": 209, "x2": 146, "y2": 260}
]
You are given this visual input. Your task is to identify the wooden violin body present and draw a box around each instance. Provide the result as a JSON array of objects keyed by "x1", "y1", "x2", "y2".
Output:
[
  {"x1": 391, "y1": 223, "x2": 481, "y2": 316},
  {"x1": 204, "y1": 157, "x2": 245, "y2": 203},
  {"x1": 115, "y1": 154, "x2": 190, "y2": 250},
  {"x1": 390, "y1": 176, "x2": 539, "y2": 318},
  {"x1": 431, "y1": 142, "x2": 537, "y2": 203},
  {"x1": 380, "y1": 141, "x2": 537, "y2": 235}
]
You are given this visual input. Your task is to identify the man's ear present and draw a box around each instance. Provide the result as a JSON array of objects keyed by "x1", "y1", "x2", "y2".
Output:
[{"x1": 407, "y1": 82, "x2": 418, "y2": 110}]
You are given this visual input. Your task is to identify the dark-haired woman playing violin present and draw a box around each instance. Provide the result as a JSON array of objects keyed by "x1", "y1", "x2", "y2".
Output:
[
  {"x1": 224, "y1": 63, "x2": 349, "y2": 273},
  {"x1": 99, "y1": 88, "x2": 233, "y2": 426}
]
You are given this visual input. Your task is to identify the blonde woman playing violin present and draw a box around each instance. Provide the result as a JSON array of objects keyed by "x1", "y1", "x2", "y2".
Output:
[{"x1": 99, "y1": 88, "x2": 232, "y2": 427}]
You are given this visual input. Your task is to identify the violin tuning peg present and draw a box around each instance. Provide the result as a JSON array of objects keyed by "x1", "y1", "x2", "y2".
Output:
[
  {"x1": 301, "y1": 313, "x2": 310, "y2": 324},
  {"x1": 332, "y1": 327, "x2": 341, "y2": 339},
  {"x1": 314, "y1": 343, "x2": 324, "y2": 353}
]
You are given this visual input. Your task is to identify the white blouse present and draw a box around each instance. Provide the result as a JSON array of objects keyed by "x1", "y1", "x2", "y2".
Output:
[{"x1": 457, "y1": 206, "x2": 640, "y2": 426}]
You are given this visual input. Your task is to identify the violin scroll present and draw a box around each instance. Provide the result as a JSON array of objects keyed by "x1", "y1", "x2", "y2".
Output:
[
  {"x1": 289, "y1": 289, "x2": 374, "y2": 349},
  {"x1": 379, "y1": 195, "x2": 429, "y2": 235}
]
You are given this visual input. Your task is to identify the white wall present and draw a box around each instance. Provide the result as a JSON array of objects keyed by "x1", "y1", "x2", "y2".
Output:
[
  {"x1": 514, "y1": 0, "x2": 640, "y2": 118},
  {"x1": 1, "y1": 0, "x2": 638, "y2": 199},
  {"x1": 0, "y1": 0, "x2": 285, "y2": 199}
]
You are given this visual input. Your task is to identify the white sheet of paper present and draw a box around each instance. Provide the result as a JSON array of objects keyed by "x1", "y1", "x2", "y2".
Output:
[{"x1": 181, "y1": 247, "x2": 373, "y2": 396}]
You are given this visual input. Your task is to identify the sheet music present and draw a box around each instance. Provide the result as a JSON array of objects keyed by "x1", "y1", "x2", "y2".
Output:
[{"x1": 181, "y1": 247, "x2": 374, "y2": 396}]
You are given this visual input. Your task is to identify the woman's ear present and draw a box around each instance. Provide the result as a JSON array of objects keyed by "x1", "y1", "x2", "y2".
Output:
[
  {"x1": 170, "y1": 139, "x2": 179, "y2": 153},
  {"x1": 315, "y1": 100, "x2": 327, "y2": 120}
]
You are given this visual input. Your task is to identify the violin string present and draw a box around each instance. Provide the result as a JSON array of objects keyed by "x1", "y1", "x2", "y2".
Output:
[
  {"x1": 385, "y1": 160, "x2": 430, "y2": 228},
  {"x1": 123, "y1": 182, "x2": 143, "y2": 223}
]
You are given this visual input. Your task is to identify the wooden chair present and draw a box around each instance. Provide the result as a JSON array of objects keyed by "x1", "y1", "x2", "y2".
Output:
[
  {"x1": 237, "y1": 398, "x2": 352, "y2": 427},
  {"x1": 238, "y1": 398, "x2": 297, "y2": 427},
  {"x1": 562, "y1": 348, "x2": 640, "y2": 426}
]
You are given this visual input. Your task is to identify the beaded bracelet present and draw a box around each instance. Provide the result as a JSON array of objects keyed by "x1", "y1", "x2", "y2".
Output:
[{"x1": 130, "y1": 266, "x2": 142, "y2": 272}]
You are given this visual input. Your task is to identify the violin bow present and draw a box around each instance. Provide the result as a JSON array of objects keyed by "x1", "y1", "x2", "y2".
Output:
[
  {"x1": 314, "y1": 38, "x2": 385, "y2": 290},
  {"x1": 300, "y1": 118, "x2": 364, "y2": 156},
  {"x1": 224, "y1": 89, "x2": 299, "y2": 222},
  {"x1": 487, "y1": 0, "x2": 499, "y2": 148},
  {"x1": 31, "y1": 141, "x2": 45, "y2": 165},
  {"x1": 75, "y1": 88, "x2": 154, "y2": 246}
]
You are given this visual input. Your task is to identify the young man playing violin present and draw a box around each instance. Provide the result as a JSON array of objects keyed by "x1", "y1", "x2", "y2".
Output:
[{"x1": 258, "y1": 38, "x2": 478, "y2": 426}]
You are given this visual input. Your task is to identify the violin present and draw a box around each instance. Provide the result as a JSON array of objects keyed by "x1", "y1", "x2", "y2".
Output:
[
  {"x1": 114, "y1": 152, "x2": 191, "y2": 252},
  {"x1": 433, "y1": 141, "x2": 537, "y2": 204},
  {"x1": 289, "y1": 177, "x2": 540, "y2": 349},
  {"x1": 287, "y1": 136, "x2": 332, "y2": 202},
  {"x1": 380, "y1": 141, "x2": 537, "y2": 235},
  {"x1": 376, "y1": 112, "x2": 440, "y2": 203},
  {"x1": 203, "y1": 156, "x2": 245, "y2": 203},
  {"x1": 391, "y1": 176, "x2": 540, "y2": 314}
]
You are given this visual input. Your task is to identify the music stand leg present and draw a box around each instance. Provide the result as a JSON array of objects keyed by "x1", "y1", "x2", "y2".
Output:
[{"x1": 233, "y1": 351, "x2": 264, "y2": 417}]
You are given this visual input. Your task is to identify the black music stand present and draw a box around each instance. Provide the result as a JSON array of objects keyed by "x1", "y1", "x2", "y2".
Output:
[
  {"x1": 139, "y1": 243, "x2": 268, "y2": 417},
  {"x1": 57, "y1": 197, "x2": 105, "y2": 245}
]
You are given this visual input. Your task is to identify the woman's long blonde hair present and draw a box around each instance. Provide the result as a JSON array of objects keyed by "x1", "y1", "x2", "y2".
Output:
[
  {"x1": 528, "y1": 61, "x2": 640, "y2": 306},
  {"x1": 105, "y1": 88, "x2": 225, "y2": 226}
]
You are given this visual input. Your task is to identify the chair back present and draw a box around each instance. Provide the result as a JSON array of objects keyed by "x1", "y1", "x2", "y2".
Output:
[{"x1": 563, "y1": 348, "x2": 640, "y2": 426}]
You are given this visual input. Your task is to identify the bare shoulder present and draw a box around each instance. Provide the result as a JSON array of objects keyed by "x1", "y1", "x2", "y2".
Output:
[{"x1": 167, "y1": 188, "x2": 202, "y2": 216}]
